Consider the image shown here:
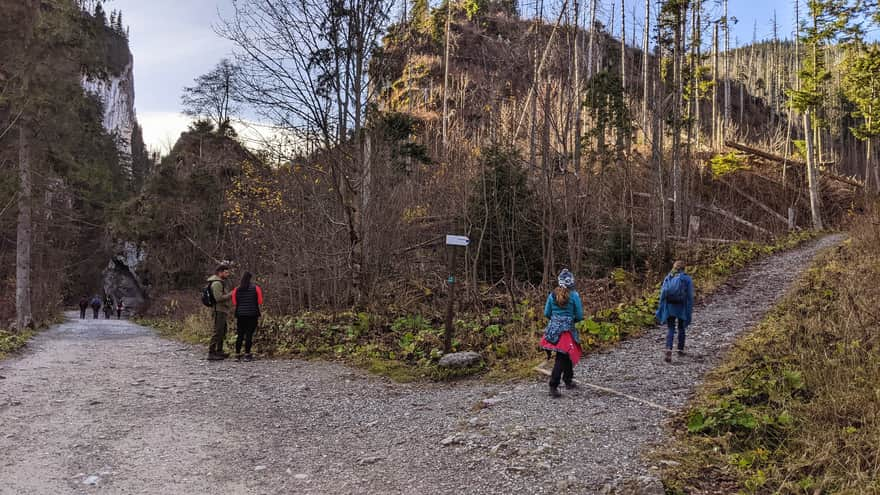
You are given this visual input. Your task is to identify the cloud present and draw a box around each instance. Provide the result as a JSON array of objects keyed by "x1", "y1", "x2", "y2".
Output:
[
  {"x1": 138, "y1": 112, "x2": 192, "y2": 155},
  {"x1": 137, "y1": 111, "x2": 298, "y2": 158},
  {"x1": 137, "y1": 111, "x2": 192, "y2": 154}
]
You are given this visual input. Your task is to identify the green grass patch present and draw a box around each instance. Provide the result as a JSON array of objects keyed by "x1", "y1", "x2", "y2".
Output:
[
  {"x1": 0, "y1": 329, "x2": 34, "y2": 360},
  {"x1": 656, "y1": 212, "x2": 878, "y2": 493}
]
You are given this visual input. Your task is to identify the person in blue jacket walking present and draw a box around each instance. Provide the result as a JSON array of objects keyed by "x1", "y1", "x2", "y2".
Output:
[{"x1": 655, "y1": 260, "x2": 694, "y2": 363}]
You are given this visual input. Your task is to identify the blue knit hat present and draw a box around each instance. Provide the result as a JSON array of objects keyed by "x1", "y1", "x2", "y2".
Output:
[{"x1": 557, "y1": 269, "x2": 575, "y2": 289}]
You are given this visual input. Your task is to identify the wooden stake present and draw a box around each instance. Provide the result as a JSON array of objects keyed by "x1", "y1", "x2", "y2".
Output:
[{"x1": 444, "y1": 247, "x2": 456, "y2": 353}]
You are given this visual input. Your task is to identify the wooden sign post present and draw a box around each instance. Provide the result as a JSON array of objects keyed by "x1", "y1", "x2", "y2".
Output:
[{"x1": 444, "y1": 235, "x2": 469, "y2": 353}]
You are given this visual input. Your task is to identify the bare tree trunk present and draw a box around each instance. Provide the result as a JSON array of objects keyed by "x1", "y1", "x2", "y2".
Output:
[
  {"x1": 712, "y1": 22, "x2": 719, "y2": 149},
  {"x1": 723, "y1": 0, "x2": 730, "y2": 132},
  {"x1": 804, "y1": 111, "x2": 824, "y2": 229},
  {"x1": 609, "y1": 1, "x2": 615, "y2": 39},
  {"x1": 865, "y1": 133, "x2": 872, "y2": 195},
  {"x1": 573, "y1": 0, "x2": 582, "y2": 174},
  {"x1": 652, "y1": 45, "x2": 667, "y2": 243},
  {"x1": 16, "y1": 123, "x2": 33, "y2": 330},
  {"x1": 530, "y1": 0, "x2": 542, "y2": 170},
  {"x1": 641, "y1": 0, "x2": 650, "y2": 141},
  {"x1": 442, "y1": 1, "x2": 452, "y2": 150},
  {"x1": 686, "y1": 2, "x2": 694, "y2": 153},
  {"x1": 672, "y1": 3, "x2": 684, "y2": 236},
  {"x1": 693, "y1": 0, "x2": 701, "y2": 150},
  {"x1": 873, "y1": 139, "x2": 880, "y2": 192},
  {"x1": 587, "y1": 0, "x2": 597, "y2": 77},
  {"x1": 620, "y1": 0, "x2": 626, "y2": 90}
]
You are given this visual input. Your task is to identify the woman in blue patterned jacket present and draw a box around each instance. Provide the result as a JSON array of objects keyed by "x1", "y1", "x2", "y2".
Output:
[{"x1": 540, "y1": 269, "x2": 584, "y2": 398}]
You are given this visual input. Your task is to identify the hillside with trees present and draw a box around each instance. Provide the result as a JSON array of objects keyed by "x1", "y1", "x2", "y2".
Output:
[{"x1": 127, "y1": 0, "x2": 876, "y2": 317}]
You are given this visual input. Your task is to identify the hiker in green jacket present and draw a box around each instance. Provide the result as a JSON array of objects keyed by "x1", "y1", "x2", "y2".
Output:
[{"x1": 207, "y1": 265, "x2": 233, "y2": 360}]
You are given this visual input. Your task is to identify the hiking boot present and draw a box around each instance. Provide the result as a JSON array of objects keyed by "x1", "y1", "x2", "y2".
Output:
[
  {"x1": 243, "y1": 354, "x2": 253, "y2": 362},
  {"x1": 549, "y1": 386, "x2": 562, "y2": 398},
  {"x1": 218, "y1": 351, "x2": 230, "y2": 359},
  {"x1": 664, "y1": 350, "x2": 672, "y2": 363},
  {"x1": 235, "y1": 353, "x2": 243, "y2": 361},
  {"x1": 565, "y1": 382, "x2": 579, "y2": 390},
  {"x1": 207, "y1": 353, "x2": 224, "y2": 361},
  {"x1": 677, "y1": 349, "x2": 687, "y2": 356}
]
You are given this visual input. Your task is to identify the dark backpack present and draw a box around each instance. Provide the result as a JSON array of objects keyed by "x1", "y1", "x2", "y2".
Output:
[
  {"x1": 665, "y1": 274, "x2": 688, "y2": 304},
  {"x1": 201, "y1": 281, "x2": 219, "y2": 307}
]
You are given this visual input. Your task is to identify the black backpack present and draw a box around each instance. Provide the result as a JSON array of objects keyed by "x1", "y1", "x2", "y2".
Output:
[{"x1": 201, "y1": 281, "x2": 219, "y2": 307}]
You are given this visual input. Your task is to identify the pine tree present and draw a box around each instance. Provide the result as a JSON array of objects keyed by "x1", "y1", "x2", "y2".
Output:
[
  {"x1": 788, "y1": 0, "x2": 851, "y2": 229},
  {"x1": 842, "y1": 45, "x2": 880, "y2": 192},
  {"x1": 93, "y1": 1, "x2": 106, "y2": 25}
]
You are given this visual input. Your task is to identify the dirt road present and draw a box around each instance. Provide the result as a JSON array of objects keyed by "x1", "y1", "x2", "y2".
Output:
[{"x1": 0, "y1": 235, "x2": 843, "y2": 494}]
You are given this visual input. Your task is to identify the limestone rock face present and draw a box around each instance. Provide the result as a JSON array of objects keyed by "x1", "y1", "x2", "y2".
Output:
[
  {"x1": 102, "y1": 241, "x2": 149, "y2": 315},
  {"x1": 81, "y1": 61, "x2": 137, "y2": 161}
]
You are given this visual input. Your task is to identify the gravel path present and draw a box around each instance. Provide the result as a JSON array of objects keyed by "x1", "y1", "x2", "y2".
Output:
[{"x1": 0, "y1": 235, "x2": 843, "y2": 494}]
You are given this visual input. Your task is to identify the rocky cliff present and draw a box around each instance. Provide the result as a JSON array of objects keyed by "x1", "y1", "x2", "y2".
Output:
[{"x1": 81, "y1": 60, "x2": 137, "y2": 161}]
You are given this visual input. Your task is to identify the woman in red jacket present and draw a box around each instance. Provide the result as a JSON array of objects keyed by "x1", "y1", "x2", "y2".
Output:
[{"x1": 231, "y1": 271, "x2": 263, "y2": 361}]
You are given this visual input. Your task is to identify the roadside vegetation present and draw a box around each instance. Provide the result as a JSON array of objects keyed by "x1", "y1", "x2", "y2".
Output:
[
  {"x1": 139, "y1": 230, "x2": 817, "y2": 382},
  {"x1": 658, "y1": 206, "x2": 880, "y2": 494},
  {"x1": 0, "y1": 329, "x2": 34, "y2": 360}
]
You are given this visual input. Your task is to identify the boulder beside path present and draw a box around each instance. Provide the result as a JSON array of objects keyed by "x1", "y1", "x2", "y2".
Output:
[{"x1": 438, "y1": 351, "x2": 482, "y2": 368}]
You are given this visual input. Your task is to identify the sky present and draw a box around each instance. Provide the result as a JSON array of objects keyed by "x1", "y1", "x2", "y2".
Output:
[
  {"x1": 109, "y1": 0, "x2": 838, "y2": 154},
  {"x1": 109, "y1": 0, "x2": 235, "y2": 153}
]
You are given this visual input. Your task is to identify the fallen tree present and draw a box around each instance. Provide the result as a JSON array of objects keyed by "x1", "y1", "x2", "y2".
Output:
[{"x1": 724, "y1": 141, "x2": 865, "y2": 189}]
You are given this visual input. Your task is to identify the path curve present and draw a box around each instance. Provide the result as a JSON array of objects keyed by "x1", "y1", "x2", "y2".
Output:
[{"x1": 0, "y1": 235, "x2": 844, "y2": 494}]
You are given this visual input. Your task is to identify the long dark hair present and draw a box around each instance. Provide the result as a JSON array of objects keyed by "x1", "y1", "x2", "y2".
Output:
[{"x1": 239, "y1": 271, "x2": 253, "y2": 290}]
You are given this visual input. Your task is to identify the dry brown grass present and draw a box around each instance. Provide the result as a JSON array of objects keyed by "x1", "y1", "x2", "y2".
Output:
[{"x1": 658, "y1": 205, "x2": 880, "y2": 494}]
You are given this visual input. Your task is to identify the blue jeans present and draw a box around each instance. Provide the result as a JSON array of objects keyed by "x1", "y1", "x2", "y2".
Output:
[{"x1": 666, "y1": 317, "x2": 687, "y2": 350}]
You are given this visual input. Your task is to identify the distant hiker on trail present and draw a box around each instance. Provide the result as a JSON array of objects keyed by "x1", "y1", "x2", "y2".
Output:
[
  {"x1": 103, "y1": 296, "x2": 113, "y2": 319},
  {"x1": 90, "y1": 296, "x2": 102, "y2": 319},
  {"x1": 78, "y1": 296, "x2": 89, "y2": 319},
  {"x1": 656, "y1": 260, "x2": 695, "y2": 363},
  {"x1": 231, "y1": 271, "x2": 263, "y2": 362},
  {"x1": 116, "y1": 300, "x2": 124, "y2": 319},
  {"x1": 540, "y1": 269, "x2": 585, "y2": 398},
  {"x1": 206, "y1": 265, "x2": 233, "y2": 361}
]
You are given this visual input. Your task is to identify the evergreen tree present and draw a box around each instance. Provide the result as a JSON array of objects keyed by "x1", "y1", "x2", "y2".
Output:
[
  {"x1": 93, "y1": 1, "x2": 106, "y2": 25},
  {"x1": 787, "y1": 0, "x2": 851, "y2": 229},
  {"x1": 842, "y1": 45, "x2": 880, "y2": 192}
]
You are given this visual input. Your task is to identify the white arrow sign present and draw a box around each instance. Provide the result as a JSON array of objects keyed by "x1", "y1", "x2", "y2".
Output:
[{"x1": 445, "y1": 235, "x2": 470, "y2": 247}]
